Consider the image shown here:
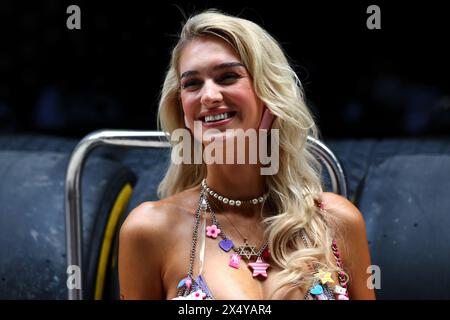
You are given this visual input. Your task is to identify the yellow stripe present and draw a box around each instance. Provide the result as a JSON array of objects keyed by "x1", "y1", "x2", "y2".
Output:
[{"x1": 94, "y1": 183, "x2": 133, "y2": 300}]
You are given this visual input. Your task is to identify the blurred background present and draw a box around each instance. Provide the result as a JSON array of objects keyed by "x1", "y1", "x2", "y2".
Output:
[{"x1": 1, "y1": 0, "x2": 448, "y2": 140}]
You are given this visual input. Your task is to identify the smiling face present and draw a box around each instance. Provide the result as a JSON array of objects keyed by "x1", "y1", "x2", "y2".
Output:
[{"x1": 178, "y1": 36, "x2": 265, "y2": 143}]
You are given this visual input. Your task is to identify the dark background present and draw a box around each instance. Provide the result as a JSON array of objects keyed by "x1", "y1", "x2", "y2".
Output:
[{"x1": 1, "y1": 0, "x2": 449, "y2": 140}]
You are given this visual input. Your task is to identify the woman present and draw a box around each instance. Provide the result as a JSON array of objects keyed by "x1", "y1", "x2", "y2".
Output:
[{"x1": 118, "y1": 9, "x2": 375, "y2": 300}]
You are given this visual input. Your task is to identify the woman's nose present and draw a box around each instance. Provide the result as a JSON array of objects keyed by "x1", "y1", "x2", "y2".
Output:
[{"x1": 200, "y1": 80, "x2": 223, "y2": 107}]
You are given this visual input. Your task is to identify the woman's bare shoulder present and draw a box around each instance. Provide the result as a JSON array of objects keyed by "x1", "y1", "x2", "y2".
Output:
[
  {"x1": 320, "y1": 192, "x2": 366, "y2": 228},
  {"x1": 120, "y1": 187, "x2": 200, "y2": 239},
  {"x1": 122, "y1": 205, "x2": 181, "y2": 235}
]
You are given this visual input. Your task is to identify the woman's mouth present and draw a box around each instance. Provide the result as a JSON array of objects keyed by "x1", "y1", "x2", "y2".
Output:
[{"x1": 199, "y1": 112, "x2": 236, "y2": 127}]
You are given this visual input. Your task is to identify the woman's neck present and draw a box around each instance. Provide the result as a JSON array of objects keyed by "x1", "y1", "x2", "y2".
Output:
[{"x1": 204, "y1": 162, "x2": 268, "y2": 214}]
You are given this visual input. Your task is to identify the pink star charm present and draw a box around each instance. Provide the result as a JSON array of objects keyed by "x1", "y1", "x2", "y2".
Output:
[
  {"x1": 206, "y1": 224, "x2": 221, "y2": 239},
  {"x1": 248, "y1": 257, "x2": 270, "y2": 278}
]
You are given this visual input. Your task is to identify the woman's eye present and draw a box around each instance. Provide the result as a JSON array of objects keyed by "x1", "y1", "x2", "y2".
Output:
[
  {"x1": 219, "y1": 73, "x2": 241, "y2": 83},
  {"x1": 182, "y1": 80, "x2": 201, "y2": 89}
]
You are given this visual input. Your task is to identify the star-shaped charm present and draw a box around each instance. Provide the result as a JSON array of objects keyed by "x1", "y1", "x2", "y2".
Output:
[
  {"x1": 315, "y1": 269, "x2": 335, "y2": 285},
  {"x1": 248, "y1": 257, "x2": 270, "y2": 278},
  {"x1": 236, "y1": 239, "x2": 257, "y2": 260}
]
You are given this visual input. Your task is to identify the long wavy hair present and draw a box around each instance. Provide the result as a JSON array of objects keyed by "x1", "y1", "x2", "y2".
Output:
[{"x1": 157, "y1": 9, "x2": 347, "y2": 298}]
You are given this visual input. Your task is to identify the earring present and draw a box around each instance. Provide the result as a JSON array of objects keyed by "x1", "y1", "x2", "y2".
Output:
[
  {"x1": 259, "y1": 107, "x2": 275, "y2": 130},
  {"x1": 184, "y1": 115, "x2": 190, "y2": 129}
]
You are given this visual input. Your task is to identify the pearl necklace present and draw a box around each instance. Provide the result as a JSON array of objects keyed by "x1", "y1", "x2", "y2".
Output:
[{"x1": 201, "y1": 179, "x2": 269, "y2": 207}]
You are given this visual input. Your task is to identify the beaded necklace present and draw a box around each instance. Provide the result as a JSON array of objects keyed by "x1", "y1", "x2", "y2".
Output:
[{"x1": 201, "y1": 186, "x2": 270, "y2": 273}]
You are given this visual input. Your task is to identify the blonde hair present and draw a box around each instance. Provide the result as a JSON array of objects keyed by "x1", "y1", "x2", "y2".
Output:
[{"x1": 157, "y1": 9, "x2": 346, "y2": 298}]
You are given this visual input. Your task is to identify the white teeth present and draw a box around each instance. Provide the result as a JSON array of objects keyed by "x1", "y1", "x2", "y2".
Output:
[{"x1": 204, "y1": 112, "x2": 231, "y2": 123}]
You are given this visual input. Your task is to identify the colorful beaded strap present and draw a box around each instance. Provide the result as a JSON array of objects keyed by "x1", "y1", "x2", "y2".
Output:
[{"x1": 305, "y1": 200, "x2": 350, "y2": 300}]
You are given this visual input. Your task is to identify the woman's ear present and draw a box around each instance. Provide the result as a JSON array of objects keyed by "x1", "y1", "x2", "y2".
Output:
[{"x1": 259, "y1": 107, "x2": 275, "y2": 130}]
